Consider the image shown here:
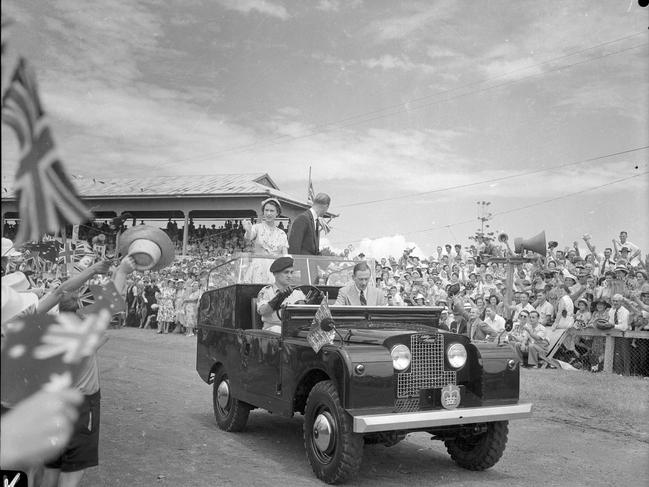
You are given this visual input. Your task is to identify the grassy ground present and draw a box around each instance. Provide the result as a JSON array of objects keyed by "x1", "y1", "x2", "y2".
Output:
[{"x1": 520, "y1": 368, "x2": 649, "y2": 442}]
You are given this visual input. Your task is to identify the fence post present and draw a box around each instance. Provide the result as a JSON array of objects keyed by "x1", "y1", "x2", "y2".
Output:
[{"x1": 603, "y1": 335, "x2": 615, "y2": 373}]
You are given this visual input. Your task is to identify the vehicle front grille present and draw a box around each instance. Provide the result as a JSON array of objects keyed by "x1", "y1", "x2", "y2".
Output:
[
  {"x1": 396, "y1": 334, "x2": 457, "y2": 399},
  {"x1": 394, "y1": 397, "x2": 420, "y2": 412}
]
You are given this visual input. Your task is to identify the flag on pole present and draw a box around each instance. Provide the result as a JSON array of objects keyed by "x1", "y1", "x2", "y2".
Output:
[
  {"x1": 1, "y1": 24, "x2": 92, "y2": 244},
  {"x1": 307, "y1": 166, "x2": 315, "y2": 204},
  {"x1": 58, "y1": 240, "x2": 74, "y2": 265}
]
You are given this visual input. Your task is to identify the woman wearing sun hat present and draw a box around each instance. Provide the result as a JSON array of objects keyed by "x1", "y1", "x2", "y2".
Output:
[
  {"x1": 156, "y1": 278, "x2": 176, "y2": 334},
  {"x1": 241, "y1": 198, "x2": 290, "y2": 283},
  {"x1": 242, "y1": 198, "x2": 288, "y2": 255}
]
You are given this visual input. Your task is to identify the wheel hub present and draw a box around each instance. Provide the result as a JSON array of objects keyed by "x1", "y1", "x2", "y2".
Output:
[
  {"x1": 216, "y1": 380, "x2": 230, "y2": 409},
  {"x1": 313, "y1": 412, "x2": 335, "y2": 453}
]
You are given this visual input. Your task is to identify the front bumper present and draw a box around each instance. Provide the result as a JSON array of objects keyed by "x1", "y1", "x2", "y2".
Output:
[{"x1": 351, "y1": 403, "x2": 533, "y2": 433}]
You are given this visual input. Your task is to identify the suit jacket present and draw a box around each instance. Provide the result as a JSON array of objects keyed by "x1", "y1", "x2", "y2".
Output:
[
  {"x1": 335, "y1": 284, "x2": 386, "y2": 306},
  {"x1": 288, "y1": 210, "x2": 319, "y2": 255},
  {"x1": 449, "y1": 316, "x2": 469, "y2": 336}
]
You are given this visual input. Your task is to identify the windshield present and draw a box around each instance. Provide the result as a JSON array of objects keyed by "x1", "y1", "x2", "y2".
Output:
[{"x1": 207, "y1": 253, "x2": 374, "y2": 288}]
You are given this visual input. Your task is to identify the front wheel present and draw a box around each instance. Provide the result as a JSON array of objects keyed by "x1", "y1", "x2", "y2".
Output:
[
  {"x1": 304, "y1": 381, "x2": 363, "y2": 484},
  {"x1": 212, "y1": 368, "x2": 250, "y2": 432},
  {"x1": 444, "y1": 421, "x2": 509, "y2": 470}
]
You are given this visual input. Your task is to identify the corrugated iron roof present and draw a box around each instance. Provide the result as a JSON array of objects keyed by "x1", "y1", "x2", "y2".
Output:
[{"x1": 1, "y1": 173, "x2": 308, "y2": 206}]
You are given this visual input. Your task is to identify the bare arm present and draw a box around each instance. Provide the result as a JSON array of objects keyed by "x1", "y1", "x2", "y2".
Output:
[
  {"x1": 36, "y1": 260, "x2": 112, "y2": 314},
  {"x1": 112, "y1": 256, "x2": 136, "y2": 299}
]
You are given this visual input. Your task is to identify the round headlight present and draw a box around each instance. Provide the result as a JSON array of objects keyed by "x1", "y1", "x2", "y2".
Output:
[
  {"x1": 390, "y1": 344, "x2": 411, "y2": 371},
  {"x1": 447, "y1": 343, "x2": 467, "y2": 369}
]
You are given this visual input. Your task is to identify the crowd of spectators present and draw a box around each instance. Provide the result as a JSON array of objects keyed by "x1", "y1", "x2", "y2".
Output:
[
  {"x1": 361, "y1": 231, "x2": 648, "y2": 374},
  {"x1": 4, "y1": 222, "x2": 648, "y2": 375}
]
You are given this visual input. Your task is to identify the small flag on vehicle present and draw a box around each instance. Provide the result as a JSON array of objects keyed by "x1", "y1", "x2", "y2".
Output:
[{"x1": 307, "y1": 295, "x2": 336, "y2": 353}]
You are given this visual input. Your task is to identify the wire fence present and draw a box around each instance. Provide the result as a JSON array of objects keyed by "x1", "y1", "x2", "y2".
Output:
[{"x1": 560, "y1": 329, "x2": 649, "y2": 376}]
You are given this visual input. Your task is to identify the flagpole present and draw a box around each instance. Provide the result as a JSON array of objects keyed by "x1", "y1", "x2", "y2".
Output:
[{"x1": 61, "y1": 229, "x2": 69, "y2": 278}]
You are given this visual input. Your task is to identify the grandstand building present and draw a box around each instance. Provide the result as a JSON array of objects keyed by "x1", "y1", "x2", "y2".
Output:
[{"x1": 1, "y1": 173, "x2": 321, "y2": 254}]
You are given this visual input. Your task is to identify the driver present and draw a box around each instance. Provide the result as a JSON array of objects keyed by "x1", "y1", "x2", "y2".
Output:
[{"x1": 256, "y1": 257, "x2": 306, "y2": 333}]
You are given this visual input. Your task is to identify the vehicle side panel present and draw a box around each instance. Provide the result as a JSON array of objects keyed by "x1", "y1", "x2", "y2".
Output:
[{"x1": 196, "y1": 285, "x2": 263, "y2": 384}]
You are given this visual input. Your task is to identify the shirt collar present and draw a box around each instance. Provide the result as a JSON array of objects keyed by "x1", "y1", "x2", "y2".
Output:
[{"x1": 309, "y1": 208, "x2": 318, "y2": 222}]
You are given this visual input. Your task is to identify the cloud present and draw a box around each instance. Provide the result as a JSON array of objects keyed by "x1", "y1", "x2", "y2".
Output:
[
  {"x1": 553, "y1": 79, "x2": 649, "y2": 123},
  {"x1": 481, "y1": 56, "x2": 544, "y2": 81},
  {"x1": 320, "y1": 234, "x2": 425, "y2": 260},
  {"x1": 316, "y1": 0, "x2": 340, "y2": 12},
  {"x1": 364, "y1": 3, "x2": 459, "y2": 43},
  {"x1": 361, "y1": 54, "x2": 435, "y2": 74},
  {"x1": 356, "y1": 235, "x2": 426, "y2": 260},
  {"x1": 216, "y1": 0, "x2": 290, "y2": 20}
]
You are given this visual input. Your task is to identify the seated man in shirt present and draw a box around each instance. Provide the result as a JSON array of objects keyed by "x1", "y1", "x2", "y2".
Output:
[
  {"x1": 336, "y1": 262, "x2": 386, "y2": 306},
  {"x1": 521, "y1": 310, "x2": 550, "y2": 367},
  {"x1": 534, "y1": 289, "x2": 554, "y2": 326},
  {"x1": 256, "y1": 257, "x2": 306, "y2": 334},
  {"x1": 484, "y1": 305, "x2": 506, "y2": 333},
  {"x1": 608, "y1": 293, "x2": 630, "y2": 331}
]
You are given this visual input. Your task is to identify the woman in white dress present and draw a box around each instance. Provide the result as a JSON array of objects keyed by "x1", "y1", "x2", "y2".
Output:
[
  {"x1": 241, "y1": 198, "x2": 289, "y2": 282},
  {"x1": 242, "y1": 198, "x2": 289, "y2": 255}
]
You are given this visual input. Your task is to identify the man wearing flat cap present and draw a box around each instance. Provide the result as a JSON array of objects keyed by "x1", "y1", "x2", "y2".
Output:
[{"x1": 256, "y1": 257, "x2": 306, "y2": 333}]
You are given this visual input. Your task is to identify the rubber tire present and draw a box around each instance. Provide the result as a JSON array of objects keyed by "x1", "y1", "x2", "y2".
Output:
[
  {"x1": 444, "y1": 421, "x2": 509, "y2": 471},
  {"x1": 303, "y1": 380, "x2": 363, "y2": 484},
  {"x1": 212, "y1": 369, "x2": 251, "y2": 432}
]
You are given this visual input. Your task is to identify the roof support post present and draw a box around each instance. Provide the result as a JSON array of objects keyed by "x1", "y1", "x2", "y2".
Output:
[{"x1": 182, "y1": 212, "x2": 189, "y2": 256}]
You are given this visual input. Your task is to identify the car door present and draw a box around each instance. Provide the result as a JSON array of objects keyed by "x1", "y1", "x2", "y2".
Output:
[{"x1": 241, "y1": 330, "x2": 283, "y2": 409}]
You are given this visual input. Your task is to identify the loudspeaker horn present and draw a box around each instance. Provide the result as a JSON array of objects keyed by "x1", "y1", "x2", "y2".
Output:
[{"x1": 514, "y1": 231, "x2": 546, "y2": 256}]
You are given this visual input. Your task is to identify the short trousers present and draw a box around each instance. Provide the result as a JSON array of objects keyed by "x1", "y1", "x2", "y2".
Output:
[{"x1": 45, "y1": 390, "x2": 101, "y2": 472}]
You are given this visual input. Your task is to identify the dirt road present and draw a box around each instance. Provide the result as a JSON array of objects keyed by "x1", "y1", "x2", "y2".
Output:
[{"x1": 81, "y1": 328, "x2": 647, "y2": 487}]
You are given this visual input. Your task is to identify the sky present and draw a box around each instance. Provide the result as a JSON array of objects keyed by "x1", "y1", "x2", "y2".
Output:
[{"x1": 1, "y1": 0, "x2": 648, "y2": 259}]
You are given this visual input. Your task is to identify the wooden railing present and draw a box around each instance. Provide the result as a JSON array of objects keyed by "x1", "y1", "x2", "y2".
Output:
[{"x1": 568, "y1": 328, "x2": 649, "y2": 374}]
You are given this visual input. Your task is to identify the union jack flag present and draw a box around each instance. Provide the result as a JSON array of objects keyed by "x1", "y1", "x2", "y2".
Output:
[
  {"x1": 56, "y1": 239, "x2": 93, "y2": 265},
  {"x1": 20, "y1": 240, "x2": 61, "y2": 262},
  {"x1": 307, "y1": 295, "x2": 335, "y2": 353},
  {"x1": 1, "y1": 30, "x2": 91, "y2": 244},
  {"x1": 307, "y1": 166, "x2": 315, "y2": 204}
]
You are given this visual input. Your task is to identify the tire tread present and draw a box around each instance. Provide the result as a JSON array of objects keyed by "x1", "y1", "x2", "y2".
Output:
[
  {"x1": 304, "y1": 380, "x2": 363, "y2": 484},
  {"x1": 213, "y1": 370, "x2": 251, "y2": 432},
  {"x1": 445, "y1": 421, "x2": 509, "y2": 471}
]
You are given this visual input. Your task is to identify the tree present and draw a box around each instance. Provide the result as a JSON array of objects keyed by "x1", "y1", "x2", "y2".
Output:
[
  {"x1": 468, "y1": 201, "x2": 499, "y2": 256},
  {"x1": 319, "y1": 247, "x2": 338, "y2": 257}
]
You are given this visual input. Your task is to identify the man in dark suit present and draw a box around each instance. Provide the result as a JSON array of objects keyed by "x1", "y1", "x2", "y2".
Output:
[
  {"x1": 336, "y1": 262, "x2": 386, "y2": 306},
  {"x1": 288, "y1": 193, "x2": 331, "y2": 255}
]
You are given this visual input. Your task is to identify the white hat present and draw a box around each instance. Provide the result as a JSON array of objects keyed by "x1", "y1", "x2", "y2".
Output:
[
  {"x1": 1, "y1": 271, "x2": 30, "y2": 291},
  {"x1": 118, "y1": 225, "x2": 175, "y2": 271},
  {"x1": 562, "y1": 269, "x2": 577, "y2": 281},
  {"x1": 1, "y1": 237, "x2": 22, "y2": 257},
  {"x1": 1, "y1": 284, "x2": 38, "y2": 325}
]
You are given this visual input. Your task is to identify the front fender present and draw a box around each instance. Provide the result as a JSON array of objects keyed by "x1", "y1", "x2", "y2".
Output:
[{"x1": 337, "y1": 345, "x2": 394, "y2": 410}]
